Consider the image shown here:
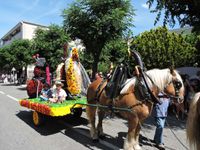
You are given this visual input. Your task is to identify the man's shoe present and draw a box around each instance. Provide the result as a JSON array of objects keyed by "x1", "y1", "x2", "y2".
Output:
[{"x1": 156, "y1": 143, "x2": 165, "y2": 150}]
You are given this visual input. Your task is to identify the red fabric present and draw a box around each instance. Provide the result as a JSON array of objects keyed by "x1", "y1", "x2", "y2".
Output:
[
  {"x1": 26, "y1": 79, "x2": 43, "y2": 97},
  {"x1": 46, "y1": 66, "x2": 50, "y2": 85}
]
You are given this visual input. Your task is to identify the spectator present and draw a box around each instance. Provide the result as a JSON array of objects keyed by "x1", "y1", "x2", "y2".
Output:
[
  {"x1": 183, "y1": 74, "x2": 192, "y2": 113},
  {"x1": 153, "y1": 92, "x2": 170, "y2": 150}
]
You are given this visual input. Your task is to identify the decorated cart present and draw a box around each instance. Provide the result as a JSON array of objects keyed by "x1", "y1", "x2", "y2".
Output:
[
  {"x1": 19, "y1": 97, "x2": 87, "y2": 126},
  {"x1": 19, "y1": 39, "x2": 90, "y2": 126}
]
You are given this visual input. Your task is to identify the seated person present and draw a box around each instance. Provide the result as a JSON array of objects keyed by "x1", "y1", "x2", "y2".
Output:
[
  {"x1": 40, "y1": 83, "x2": 52, "y2": 101},
  {"x1": 49, "y1": 81, "x2": 67, "y2": 103}
]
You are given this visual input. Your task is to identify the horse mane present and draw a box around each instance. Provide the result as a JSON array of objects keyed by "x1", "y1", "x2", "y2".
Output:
[
  {"x1": 121, "y1": 68, "x2": 183, "y2": 94},
  {"x1": 146, "y1": 68, "x2": 184, "y2": 91},
  {"x1": 186, "y1": 92, "x2": 200, "y2": 150}
]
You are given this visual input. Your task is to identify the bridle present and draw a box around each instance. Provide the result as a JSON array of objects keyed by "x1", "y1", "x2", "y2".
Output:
[
  {"x1": 141, "y1": 70, "x2": 183, "y2": 104},
  {"x1": 164, "y1": 77, "x2": 183, "y2": 103}
]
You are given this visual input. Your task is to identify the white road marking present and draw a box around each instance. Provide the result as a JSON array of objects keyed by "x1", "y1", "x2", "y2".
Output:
[
  {"x1": 59, "y1": 120, "x2": 121, "y2": 150},
  {"x1": 0, "y1": 91, "x2": 5, "y2": 94},
  {"x1": 6, "y1": 95, "x2": 18, "y2": 101}
]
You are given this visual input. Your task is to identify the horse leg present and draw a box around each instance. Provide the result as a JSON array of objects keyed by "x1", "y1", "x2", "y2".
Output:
[
  {"x1": 86, "y1": 105, "x2": 98, "y2": 141},
  {"x1": 134, "y1": 122, "x2": 142, "y2": 150},
  {"x1": 97, "y1": 109, "x2": 105, "y2": 138},
  {"x1": 124, "y1": 118, "x2": 139, "y2": 150}
]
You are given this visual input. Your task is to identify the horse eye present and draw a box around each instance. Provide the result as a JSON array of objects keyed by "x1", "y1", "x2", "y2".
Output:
[{"x1": 174, "y1": 81, "x2": 182, "y2": 89}]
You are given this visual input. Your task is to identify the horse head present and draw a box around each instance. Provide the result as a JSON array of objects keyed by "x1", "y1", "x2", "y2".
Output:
[
  {"x1": 163, "y1": 68, "x2": 184, "y2": 103},
  {"x1": 146, "y1": 67, "x2": 184, "y2": 104}
]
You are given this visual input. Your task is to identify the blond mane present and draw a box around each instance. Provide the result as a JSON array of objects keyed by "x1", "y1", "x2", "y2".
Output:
[
  {"x1": 186, "y1": 92, "x2": 200, "y2": 150},
  {"x1": 121, "y1": 68, "x2": 183, "y2": 94}
]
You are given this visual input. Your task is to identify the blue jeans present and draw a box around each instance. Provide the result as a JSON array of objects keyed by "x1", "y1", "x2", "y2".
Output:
[{"x1": 154, "y1": 117, "x2": 166, "y2": 145}]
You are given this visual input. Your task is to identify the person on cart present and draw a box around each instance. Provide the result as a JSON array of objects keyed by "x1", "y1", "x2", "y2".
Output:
[
  {"x1": 40, "y1": 83, "x2": 52, "y2": 101},
  {"x1": 49, "y1": 81, "x2": 67, "y2": 103}
]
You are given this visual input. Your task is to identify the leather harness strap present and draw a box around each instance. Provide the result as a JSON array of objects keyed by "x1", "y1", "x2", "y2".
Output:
[{"x1": 94, "y1": 79, "x2": 107, "y2": 101}]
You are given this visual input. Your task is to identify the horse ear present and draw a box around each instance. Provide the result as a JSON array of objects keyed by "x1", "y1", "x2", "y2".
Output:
[{"x1": 169, "y1": 66, "x2": 176, "y2": 76}]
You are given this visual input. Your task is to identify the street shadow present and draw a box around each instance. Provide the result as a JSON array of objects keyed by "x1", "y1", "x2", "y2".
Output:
[
  {"x1": 64, "y1": 128, "x2": 121, "y2": 150},
  {"x1": 16, "y1": 110, "x2": 88, "y2": 136},
  {"x1": 16, "y1": 110, "x2": 124, "y2": 149},
  {"x1": 142, "y1": 114, "x2": 186, "y2": 130},
  {"x1": 17, "y1": 86, "x2": 27, "y2": 91}
]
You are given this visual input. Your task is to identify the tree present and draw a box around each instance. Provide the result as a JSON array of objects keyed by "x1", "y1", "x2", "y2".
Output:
[
  {"x1": 0, "y1": 39, "x2": 33, "y2": 71},
  {"x1": 33, "y1": 24, "x2": 69, "y2": 71},
  {"x1": 62, "y1": 0, "x2": 134, "y2": 77},
  {"x1": 146, "y1": 0, "x2": 200, "y2": 32},
  {"x1": 9, "y1": 39, "x2": 34, "y2": 69},
  {"x1": 132, "y1": 27, "x2": 197, "y2": 69},
  {"x1": 0, "y1": 45, "x2": 12, "y2": 71}
]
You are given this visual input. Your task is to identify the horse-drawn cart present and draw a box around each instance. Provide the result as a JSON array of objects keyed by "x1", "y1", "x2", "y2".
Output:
[{"x1": 19, "y1": 97, "x2": 87, "y2": 126}]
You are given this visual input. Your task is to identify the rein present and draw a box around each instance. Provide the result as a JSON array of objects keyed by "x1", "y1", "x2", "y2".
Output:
[{"x1": 142, "y1": 69, "x2": 183, "y2": 104}]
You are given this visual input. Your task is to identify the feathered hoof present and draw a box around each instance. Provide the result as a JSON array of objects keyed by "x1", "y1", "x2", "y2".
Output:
[{"x1": 134, "y1": 144, "x2": 142, "y2": 150}]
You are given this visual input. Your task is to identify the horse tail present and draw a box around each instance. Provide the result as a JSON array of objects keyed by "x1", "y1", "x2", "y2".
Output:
[{"x1": 186, "y1": 92, "x2": 200, "y2": 150}]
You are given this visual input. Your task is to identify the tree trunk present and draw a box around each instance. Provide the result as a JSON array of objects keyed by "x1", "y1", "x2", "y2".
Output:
[{"x1": 92, "y1": 60, "x2": 98, "y2": 80}]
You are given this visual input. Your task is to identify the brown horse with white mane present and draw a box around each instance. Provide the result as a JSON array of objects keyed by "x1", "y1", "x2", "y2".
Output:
[
  {"x1": 186, "y1": 92, "x2": 200, "y2": 150},
  {"x1": 86, "y1": 67, "x2": 184, "y2": 150}
]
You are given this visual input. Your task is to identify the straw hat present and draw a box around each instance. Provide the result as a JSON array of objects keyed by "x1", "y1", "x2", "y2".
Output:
[{"x1": 55, "y1": 81, "x2": 64, "y2": 87}]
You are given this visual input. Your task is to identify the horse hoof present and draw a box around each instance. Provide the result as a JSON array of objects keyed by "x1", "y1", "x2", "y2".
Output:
[
  {"x1": 134, "y1": 144, "x2": 142, "y2": 150},
  {"x1": 92, "y1": 139, "x2": 99, "y2": 143},
  {"x1": 99, "y1": 134, "x2": 106, "y2": 139}
]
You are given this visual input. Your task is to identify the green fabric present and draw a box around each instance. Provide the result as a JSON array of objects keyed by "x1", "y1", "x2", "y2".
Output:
[{"x1": 27, "y1": 97, "x2": 87, "y2": 108}]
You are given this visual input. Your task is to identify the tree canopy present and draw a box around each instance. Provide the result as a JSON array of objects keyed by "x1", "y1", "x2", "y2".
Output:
[
  {"x1": 33, "y1": 24, "x2": 69, "y2": 71},
  {"x1": 147, "y1": 0, "x2": 200, "y2": 33},
  {"x1": 0, "y1": 39, "x2": 33, "y2": 71},
  {"x1": 132, "y1": 27, "x2": 197, "y2": 69},
  {"x1": 62, "y1": 0, "x2": 135, "y2": 77}
]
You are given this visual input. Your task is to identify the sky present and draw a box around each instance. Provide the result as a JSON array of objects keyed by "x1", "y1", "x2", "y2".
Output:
[{"x1": 0, "y1": 0, "x2": 180, "y2": 38}]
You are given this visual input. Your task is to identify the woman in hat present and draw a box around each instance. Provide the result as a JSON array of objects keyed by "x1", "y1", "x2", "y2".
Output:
[{"x1": 49, "y1": 81, "x2": 67, "y2": 103}]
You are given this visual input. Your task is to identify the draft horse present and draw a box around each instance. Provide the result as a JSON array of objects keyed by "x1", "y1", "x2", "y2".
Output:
[
  {"x1": 186, "y1": 92, "x2": 200, "y2": 150},
  {"x1": 86, "y1": 68, "x2": 184, "y2": 150}
]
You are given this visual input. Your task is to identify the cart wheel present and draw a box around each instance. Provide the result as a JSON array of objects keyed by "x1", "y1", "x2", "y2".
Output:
[
  {"x1": 33, "y1": 111, "x2": 44, "y2": 126},
  {"x1": 72, "y1": 108, "x2": 82, "y2": 118}
]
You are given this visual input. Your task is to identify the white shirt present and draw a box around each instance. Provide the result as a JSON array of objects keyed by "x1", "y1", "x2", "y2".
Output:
[{"x1": 52, "y1": 88, "x2": 67, "y2": 100}]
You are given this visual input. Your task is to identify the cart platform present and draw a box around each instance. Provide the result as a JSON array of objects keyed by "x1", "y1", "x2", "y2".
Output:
[{"x1": 19, "y1": 97, "x2": 87, "y2": 117}]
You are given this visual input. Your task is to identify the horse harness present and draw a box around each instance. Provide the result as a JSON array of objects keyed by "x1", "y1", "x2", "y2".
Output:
[{"x1": 141, "y1": 69, "x2": 183, "y2": 104}]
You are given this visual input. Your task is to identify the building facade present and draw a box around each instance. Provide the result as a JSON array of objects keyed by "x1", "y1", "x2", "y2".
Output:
[{"x1": 0, "y1": 21, "x2": 47, "y2": 47}]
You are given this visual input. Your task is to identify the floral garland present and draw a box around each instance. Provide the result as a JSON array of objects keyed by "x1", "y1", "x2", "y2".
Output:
[
  {"x1": 72, "y1": 47, "x2": 79, "y2": 61},
  {"x1": 20, "y1": 99, "x2": 51, "y2": 115},
  {"x1": 66, "y1": 58, "x2": 81, "y2": 95},
  {"x1": 19, "y1": 98, "x2": 87, "y2": 116}
]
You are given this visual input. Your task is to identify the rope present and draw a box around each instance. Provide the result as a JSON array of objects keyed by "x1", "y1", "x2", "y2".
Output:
[
  {"x1": 165, "y1": 118, "x2": 189, "y2": 150},
  {"x1": 156, "y1": 103, "x2": 189, "y2": 150}
]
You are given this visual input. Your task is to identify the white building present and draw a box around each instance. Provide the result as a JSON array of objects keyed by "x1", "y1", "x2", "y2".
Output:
[{"x1": 0, "y1": 21, "x2": 47, "y2": 47}]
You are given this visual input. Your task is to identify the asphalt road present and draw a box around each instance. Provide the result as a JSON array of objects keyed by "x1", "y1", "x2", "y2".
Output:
[{"x1": 0, "y1": 83, "x2": 190, "y2": 150}]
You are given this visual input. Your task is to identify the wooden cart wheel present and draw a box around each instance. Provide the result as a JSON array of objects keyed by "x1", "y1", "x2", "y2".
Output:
[
  {"x1": 32, "y1": 111, "x2": 44, "y2": 126},
  {"x1": 72, "y1": 108, "x2": 82, "y2": 118}
]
